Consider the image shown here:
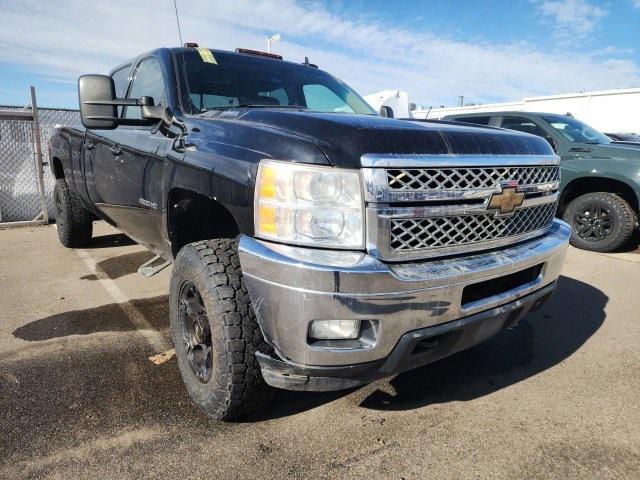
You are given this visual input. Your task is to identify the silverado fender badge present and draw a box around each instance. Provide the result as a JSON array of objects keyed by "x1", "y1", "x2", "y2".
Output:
[
  {"x1": 488, "y1": 181, "x2": 524, "y2": 216},
  {"x1": 139, "y1": 198, "x2": 158, "y2": 209}
]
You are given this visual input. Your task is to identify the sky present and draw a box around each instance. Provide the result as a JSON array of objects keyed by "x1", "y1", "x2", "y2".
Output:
[{"x1": 0, "y1": 0, "x2": 639, "y2": 109}]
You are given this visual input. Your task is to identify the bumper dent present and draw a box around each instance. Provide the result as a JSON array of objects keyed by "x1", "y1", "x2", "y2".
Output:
[
  {"x1": 254, "y1": 284, "x2": 555, "y2": 391},
  {"x1": 239, "y1": 220, "x2": 570, "y2": 368}
]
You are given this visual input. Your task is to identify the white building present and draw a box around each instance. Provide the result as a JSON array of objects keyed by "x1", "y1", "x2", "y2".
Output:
[{"x1": 411, "y1": 88, "x2": 640, "y2": 133}]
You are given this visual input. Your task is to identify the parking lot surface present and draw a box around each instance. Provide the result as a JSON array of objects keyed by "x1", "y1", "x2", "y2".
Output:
[{"x1": 1, "y1": 222, "x2": 639, "y2": 479}]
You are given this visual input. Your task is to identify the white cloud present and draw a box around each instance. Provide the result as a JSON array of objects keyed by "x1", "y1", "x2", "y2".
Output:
[
  {"x1": 0, "y1": 0, "x2": 637, "y2": 108},
  {"x1": 536, "y1": 0, "x2": 608, "y2": 36}
]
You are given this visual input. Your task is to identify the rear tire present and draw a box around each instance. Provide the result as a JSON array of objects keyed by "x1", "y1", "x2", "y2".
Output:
[
  {"x1": 562, "y1": 192, "x2": 636, "y2": 252},
  {"x1": 169, "y1": 239, "x2": 273, "y2": 420},
  {"x1": 54, "y1": 178, "x2": 93, "y2": 248}
]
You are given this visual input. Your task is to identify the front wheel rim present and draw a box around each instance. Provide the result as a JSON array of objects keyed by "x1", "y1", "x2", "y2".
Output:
[
  {"x1": 178, "y1": 282, "x2": 213, "y2": 383},
  {"x1": 574, "y1": 204, "x2": 613, "y2": 241}
]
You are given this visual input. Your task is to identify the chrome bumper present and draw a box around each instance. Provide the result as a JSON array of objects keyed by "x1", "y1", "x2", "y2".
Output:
[{"x1": 238, "y1": 219, "x2": 570, "y2": 367}]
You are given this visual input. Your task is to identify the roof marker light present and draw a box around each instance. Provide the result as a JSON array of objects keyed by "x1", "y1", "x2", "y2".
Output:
[
  {"x1": 184, "y1": 42, "x2": 199, "y2": 48},
  {"x1": 235, "y1": 48, "x2": 283, "y2": 60}
]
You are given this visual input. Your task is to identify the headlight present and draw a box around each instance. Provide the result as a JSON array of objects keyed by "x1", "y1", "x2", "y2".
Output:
[{"x1": 255, "y1": 160, "x2": 364, "y2": 249}]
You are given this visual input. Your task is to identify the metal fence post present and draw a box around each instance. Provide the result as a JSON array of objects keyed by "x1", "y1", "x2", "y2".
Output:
[{"x1": 30, "y1": 86, "x2": 49, "y2": 224}]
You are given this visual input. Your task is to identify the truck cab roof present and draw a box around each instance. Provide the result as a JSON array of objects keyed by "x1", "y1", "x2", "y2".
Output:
[{"x1": 109, "y1": 46, "x2": 310, "y2": 77}]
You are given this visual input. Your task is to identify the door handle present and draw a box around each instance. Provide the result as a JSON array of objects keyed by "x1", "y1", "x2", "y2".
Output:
[
  {"x1": 84, "y1": 142, "x2": 95, "y2": 150},
  {"x1": 110, "y1": 146, "x2": 122, "y2": 156}
]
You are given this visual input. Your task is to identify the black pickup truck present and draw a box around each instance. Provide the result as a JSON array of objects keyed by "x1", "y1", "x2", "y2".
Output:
[{"x1": 50, "y1": 46, "x2": 570, "y2": 419}]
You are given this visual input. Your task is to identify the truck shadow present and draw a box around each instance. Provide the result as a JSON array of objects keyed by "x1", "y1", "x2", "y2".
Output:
[
  {"x1": 614, "y1": 230, "x2": 640, "y2": 253},
  {"x1": 5, "y1": 274, "x2": 606, "y2": 427},
  {"x1": 83, "y1": 232, "x2": 136, "y2": 249},
  {"x1": 12, "y1": 295, "x2": 169, "y2": 341},
  {"x1": 94, "y1": 250, "x2": 156, "y2": 279},
  {"x1": 248, "y1": 275, "x2": 606, "y2": 420},
  {"x1": 358, "y1": 275, "x2": 606, "y2": 411}
]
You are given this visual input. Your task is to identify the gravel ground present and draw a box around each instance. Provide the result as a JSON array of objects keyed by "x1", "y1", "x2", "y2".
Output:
[{"x1": 0, "y1": 222, "x2": 638, "y2": 479}]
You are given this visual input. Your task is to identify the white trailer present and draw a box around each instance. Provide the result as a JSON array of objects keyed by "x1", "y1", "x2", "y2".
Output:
[
  {"x1": 364, "y1": 90, "x2": 414, "y2": 118},
  {"x1": 411, "y1": 88, "x2": 640, "y2": 134}
]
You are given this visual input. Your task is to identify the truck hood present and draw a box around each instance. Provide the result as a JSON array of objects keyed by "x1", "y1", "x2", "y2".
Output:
[
  {"x1": 583, "y1": 143, "x2": 640, "y2": 160},
  {"x1": 199, "y1": 109, "x2": 553, "y2": 167}
]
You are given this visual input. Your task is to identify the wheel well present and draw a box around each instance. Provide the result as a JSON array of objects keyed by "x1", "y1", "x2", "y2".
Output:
[
  {"x1": 559, "y1": 177, "x2": 639, "y2": 216},
  {"x1": 51, "y1": 156, "x2": 64, "y2": 179},
  {"x1": 167, "y1": 188, "x2": 240, "y2": 257}
]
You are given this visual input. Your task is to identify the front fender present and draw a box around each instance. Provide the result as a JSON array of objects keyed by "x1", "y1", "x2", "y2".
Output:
[
  {"x1": 49, "y1": 129, "x2": 73, "y2": 179},
  {"x1": 561, "y1": 157, "x2": 640, "y2": 206}
]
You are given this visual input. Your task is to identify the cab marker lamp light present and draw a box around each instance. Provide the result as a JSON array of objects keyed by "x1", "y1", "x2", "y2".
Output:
[{"x1": 255, "y1": 160, "x2": 364, "y2": 249}]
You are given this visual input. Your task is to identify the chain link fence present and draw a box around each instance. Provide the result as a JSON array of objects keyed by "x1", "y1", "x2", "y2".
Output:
[{"x1": 0, "y1": 102, "x2": 80, "y2": 223}]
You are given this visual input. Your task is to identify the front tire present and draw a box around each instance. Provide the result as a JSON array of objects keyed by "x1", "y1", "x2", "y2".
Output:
[
  {"x1": 169, "y1": 239, "x2": 273, "y2": 420},
  {"x1": 53, "y1": 178, "x2": 93, "y2": 248},
  {"x1": 562, "y1": 192, "x2": 636, "y2": 252}
]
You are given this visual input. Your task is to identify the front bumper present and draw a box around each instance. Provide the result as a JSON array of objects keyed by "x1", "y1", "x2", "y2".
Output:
[{"x1": 239, "y1": 220, "x2": 570, "y2": 387}]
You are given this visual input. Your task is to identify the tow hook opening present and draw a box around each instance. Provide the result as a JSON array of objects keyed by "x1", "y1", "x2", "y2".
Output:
[{"x1": 461, "y1": 263, "x2": 544, "y2": 308}]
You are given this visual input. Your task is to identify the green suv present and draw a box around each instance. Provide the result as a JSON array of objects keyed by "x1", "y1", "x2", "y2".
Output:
[{"x1": 443, "y1": 112, "x2": 640, "y2": 252}]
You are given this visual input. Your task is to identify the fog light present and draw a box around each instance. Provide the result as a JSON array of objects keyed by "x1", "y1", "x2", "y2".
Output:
[{"x1": 309, "y1": 320, "x2": 361, "y2": 340}]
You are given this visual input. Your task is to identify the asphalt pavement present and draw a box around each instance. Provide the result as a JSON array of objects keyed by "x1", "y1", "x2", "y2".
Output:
[{"x1": 0, "y1": 222, "x2": 638, "y2": 479}]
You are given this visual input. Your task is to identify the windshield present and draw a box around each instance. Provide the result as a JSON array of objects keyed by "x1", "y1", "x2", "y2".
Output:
[
  {"x1": 542, "y1": 114, "x2": 611, "y2": 145},
  {"x1": 177, "y1": 50, "x2": 375, "y2": 115}
]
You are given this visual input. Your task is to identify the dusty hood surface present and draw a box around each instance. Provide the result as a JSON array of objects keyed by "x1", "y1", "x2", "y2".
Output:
[{"x1": 199, "y1": 108, "x2": 554, "y2": 167}]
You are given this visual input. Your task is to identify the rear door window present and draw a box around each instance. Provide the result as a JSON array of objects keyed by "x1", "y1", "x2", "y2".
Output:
[{"x1": 500, "y1": 117, "x2": 546, "y2": 138}]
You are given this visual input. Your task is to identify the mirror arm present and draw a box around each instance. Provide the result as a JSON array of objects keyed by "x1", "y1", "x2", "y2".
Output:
[
  {"x1": 84, "y1": 115, "x2": 154, "y2": 126},
  {"x1": 83, "y1": 97, "x2": 154, "y2": 107}
]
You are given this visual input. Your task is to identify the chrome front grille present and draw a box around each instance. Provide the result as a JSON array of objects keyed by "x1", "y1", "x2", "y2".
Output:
[
  {"x1": 386, "y1": 166, "x2": 560, "y2": 191},
  {"x1": 362, "y1": 154, "x2": 561, "y2": 261},
  {"x1": 390, "y1": 202, "x2": 557, "y2": 251}
]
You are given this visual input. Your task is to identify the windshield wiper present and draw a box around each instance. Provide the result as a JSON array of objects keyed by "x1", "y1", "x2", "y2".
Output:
[{"x1": 200, "y1": 104, "x2": 308, "y2": 112}]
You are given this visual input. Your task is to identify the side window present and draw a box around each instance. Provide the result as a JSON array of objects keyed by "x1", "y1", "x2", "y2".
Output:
[
  {"x1": 303, "y1": 84, "x2": 354, "y2": 113},
  {"x1": 124, "y1": 58, "x2": 166, "y2": 119},
  {"x1": 111, "y1": 66, "x2": 131, "y2": 98},
  {"x1": 456, "y1": 116, "x2": 491, "y2": 125},
  {"x1": 111, "y1": 66, "x2": 131, "y2": 117},
  {"x1": 500, "y1": 117, "x2": 546, "y2": 138}
]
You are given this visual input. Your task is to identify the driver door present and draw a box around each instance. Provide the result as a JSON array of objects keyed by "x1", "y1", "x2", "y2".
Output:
[{"x1": 87, "y1": 57, "x2": 168, "y2": 250}]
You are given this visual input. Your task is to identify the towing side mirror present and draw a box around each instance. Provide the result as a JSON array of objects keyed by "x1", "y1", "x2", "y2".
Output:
[
  {"x1": 78, "y1": 75, "x2": 118, "y2": 129},
  {"x1": 380, "y1": 106, "x2": 394, "y2": 118},
  {"x1": 78, "y1": 74, "x2": 171, "y2": 129}
]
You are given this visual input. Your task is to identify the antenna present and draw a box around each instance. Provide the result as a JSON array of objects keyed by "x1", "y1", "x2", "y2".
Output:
[{"x1": 172, "y1": 0, "x2": 183, "y2": 46}]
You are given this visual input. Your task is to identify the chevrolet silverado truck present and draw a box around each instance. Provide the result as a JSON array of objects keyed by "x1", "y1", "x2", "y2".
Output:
[
  {"x1": 49, "y1": 46, "x2": 570, "y2": 420},
  {"x1": 443, "y1": 112, "x2": 640, "y2": 252}
]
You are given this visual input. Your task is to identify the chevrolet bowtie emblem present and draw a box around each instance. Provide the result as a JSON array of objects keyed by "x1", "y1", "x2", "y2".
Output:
[{"x1": 488, "y1": 184, "x2": 525, "y2": 215}]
